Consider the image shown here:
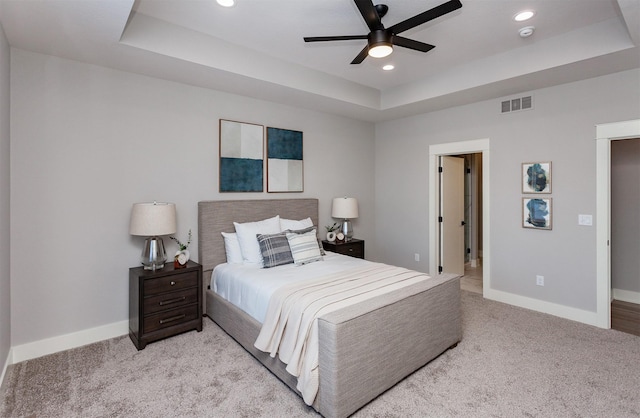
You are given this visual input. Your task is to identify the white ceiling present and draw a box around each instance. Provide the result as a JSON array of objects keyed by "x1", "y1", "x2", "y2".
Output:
[{"x1": 0, "y1": 0, "x2": 638, "y2": 122}]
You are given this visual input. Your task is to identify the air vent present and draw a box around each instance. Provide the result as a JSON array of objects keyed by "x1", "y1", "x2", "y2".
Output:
[{"x1": 501, "y1": 94, "x2": 534, "y2": 113}]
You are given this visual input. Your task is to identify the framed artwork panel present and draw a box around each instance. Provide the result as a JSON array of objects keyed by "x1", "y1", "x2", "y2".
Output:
[
  {"x1": 523, "y1": 197, "x2": 552, "y2": 230},
  {"x1": 267, "y1": 127, "x2": 303, "y2": 192},
  {"x1": 522, "y1": 162, "x2": 551, "y2": 193},
  {"x1": 219, "y1": 119, "x2": 264, "y2": 192}
]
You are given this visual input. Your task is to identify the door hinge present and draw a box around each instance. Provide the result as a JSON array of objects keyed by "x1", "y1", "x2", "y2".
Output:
[
  {"x1": 438, "y1": 166, "x2": 443, "y2": 173},
  {"x1": 467, "y1": 168, "x2": 471, "y2": 174},
  {"x1": 467, "y1": 248, "x2": 471, "y2": 254},
  {"x1": 438, "y1": 266, "x2": 443, "y2": 273},
  {"x1": 438, "y1": 216, "x2": 443, "y2": 222}
]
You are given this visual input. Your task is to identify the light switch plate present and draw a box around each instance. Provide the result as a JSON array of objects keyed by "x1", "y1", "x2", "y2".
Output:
[{"x1": 578, "y1": 214, "x2": 593, "y2": 226}]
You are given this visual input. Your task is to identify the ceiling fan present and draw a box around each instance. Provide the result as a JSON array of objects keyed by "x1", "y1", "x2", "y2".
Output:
[{"x1": 304, "y1": 0, "x2": 462, "y2": 64}]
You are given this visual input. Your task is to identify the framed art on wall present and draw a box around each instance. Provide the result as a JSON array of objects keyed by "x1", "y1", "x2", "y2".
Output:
[
  {"x1": 523, "y1": 197, "x2": 552, "y2": 230},
  {"x1": 522, "y1": 162, "x2": 551, "y2": 194},
  {"x1": 219, "y1": 119, "x2": 264, "y2": 192},
  {"x1": 266, "y1": 127, "x2": 303, "y2": 193}
]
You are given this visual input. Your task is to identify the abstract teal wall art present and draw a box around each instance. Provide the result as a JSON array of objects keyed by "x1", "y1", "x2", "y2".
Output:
[
  {"x1": 523, "y1": 197, "x2": 552, "y2": 230},
  {"x1": 219, "y1": 119, "x2": 264, "y2": 192},
  {"x1": 522, "y1": 162, "x2": 551, "y2": 193},
  {"x1": 266, "y1": 127, "x2": 303, "y2": 192}
]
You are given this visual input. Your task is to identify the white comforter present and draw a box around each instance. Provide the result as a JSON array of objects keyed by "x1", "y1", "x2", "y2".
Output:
[
  {"x1": 253, "y1": 263, "x2": 431, "y2": 405},
  {"x1": 212, "y1": 252, "x2": 370, "y2": 323}
]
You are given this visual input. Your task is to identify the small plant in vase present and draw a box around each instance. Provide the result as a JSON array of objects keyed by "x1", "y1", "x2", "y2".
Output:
[
  {"x1": 170, "y1": 229, "x2": 192, "y2": 268},
  {"x1": 325, "y1": 222, "x2": 339, "y2": 242}
]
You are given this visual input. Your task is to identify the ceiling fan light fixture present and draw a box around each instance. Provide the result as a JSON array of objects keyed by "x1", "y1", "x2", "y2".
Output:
[
  {"x1": 369, "y1": 44, "x2": 393, "y2": 58},
  {"x1": 368, "y1": 30, "x2": 393, "y2": 58}
]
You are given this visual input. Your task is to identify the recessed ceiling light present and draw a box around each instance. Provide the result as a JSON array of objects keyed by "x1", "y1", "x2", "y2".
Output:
[
  {"x1": 383, "y1": 64, "x2": 394, "y2": 71},
  {"x1": 514, "y1": 10, "x2": 535, "y2": 22},
  {"x1": 217, "y1": 0, "x2": 235, "y2": 7}
]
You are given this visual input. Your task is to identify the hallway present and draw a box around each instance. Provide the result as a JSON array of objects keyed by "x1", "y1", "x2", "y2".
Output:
[{"x1": 460, "y1": 263, "x2": 482, "y2": 294}]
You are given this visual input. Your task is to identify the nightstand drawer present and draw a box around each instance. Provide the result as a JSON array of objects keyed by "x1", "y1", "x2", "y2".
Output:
[
  {"x1": 322, "y1": 239, "x2": 365, "y2": 259},
  {"x1": 336, "y1": 245, "x2": 363, "y2": 258},
  {"x1": 144, "y1": 305, "x2": 199, "y2": 334},
  {"x1": 143, "y1": 271, "x2": 198, "y2": 295},
  {"x1": 144, "y1": 288, "x2": 198, "y2": 315}
]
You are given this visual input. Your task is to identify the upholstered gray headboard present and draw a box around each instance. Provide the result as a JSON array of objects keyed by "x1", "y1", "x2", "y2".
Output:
[{"x1": 197, "y1": 198, "x2": 319, "y2": 276}]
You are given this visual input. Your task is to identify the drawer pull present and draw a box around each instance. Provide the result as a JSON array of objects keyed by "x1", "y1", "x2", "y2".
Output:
[
  {"x1": 159, "y1": 314, "x2": 185, "y2": 325},
  {"x1": 170, "y1": 281, "x2": 176, "y2": 286},
  {"x1": 159, "y1": 296, "x2": 186, "y2": 306}
]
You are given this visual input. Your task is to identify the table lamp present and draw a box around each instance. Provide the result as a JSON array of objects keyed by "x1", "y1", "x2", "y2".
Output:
[
  {"x1": 332, "y1": 197, "x2": 359, "y2": 240},
  {"x1": 129, "y1": 201, "x2": 177, "y2": 270}
]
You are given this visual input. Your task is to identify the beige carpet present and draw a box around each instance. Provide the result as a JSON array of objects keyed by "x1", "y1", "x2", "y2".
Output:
[{"x1": 2, "y1": 291, "x2": 639, "y2": 417}]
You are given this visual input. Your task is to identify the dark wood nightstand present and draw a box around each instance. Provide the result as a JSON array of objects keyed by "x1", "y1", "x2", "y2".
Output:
[
  {"x1": 129, "y1": 260, "x2": 202, "y2": 350},
  {"x1": 322, "y1": 238, "x2": 365, "y2": 259}
]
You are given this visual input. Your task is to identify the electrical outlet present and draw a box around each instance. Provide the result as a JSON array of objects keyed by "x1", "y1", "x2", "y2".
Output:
[
  {"x1": 536, "y1": 275, "x2": 544, "y2": 286},
  {"x1": 414, "y1": 253, "x2": 420, "y2": 262}
]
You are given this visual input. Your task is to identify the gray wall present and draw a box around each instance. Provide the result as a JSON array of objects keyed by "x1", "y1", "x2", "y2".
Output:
[
  {"x1": 611, "y1": 138, "x2": 640, "y2": 296},
  {"x1": 0, "y1": 22, "x2": 10, "y2": 374},
  {"x1": 9, "y1": 49, "x2": 375, "y2": 346},
  {"x1": 374, "y1": 69, "x2": 640, "y2": 313},
  {"x1": 5, "y1": 46, "x2": 639, "y2": 353}
]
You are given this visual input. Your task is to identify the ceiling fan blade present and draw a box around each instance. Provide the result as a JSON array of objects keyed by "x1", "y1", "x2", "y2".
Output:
[
  {"x1": 304, "y1": 35, "x2": 368, "y2": 42},
  {"x1": 389, "y1": 0, "x2": 462, "y2": 35},
  {"x1": 354, "y1": 0, "x2": 383, "y2": 32},
  {"x1": 392, "y1": 36, "x2": 435, "y2": 53},
  {"x1": 350, "y1": 45, "x2": 370, "y2": 64}
]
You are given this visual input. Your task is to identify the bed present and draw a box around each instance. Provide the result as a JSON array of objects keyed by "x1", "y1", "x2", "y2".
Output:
[{"x1": 198, "y1": 198, "x2": 461, "y2": 418}]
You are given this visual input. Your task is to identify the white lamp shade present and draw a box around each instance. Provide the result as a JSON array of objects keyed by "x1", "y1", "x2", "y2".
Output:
[
  {"x1": 129, "y1": 202, "x2": 177, "y2": 236},
  {"x1": 332, "y1": 197, "x2": 359, "y2": 219}
]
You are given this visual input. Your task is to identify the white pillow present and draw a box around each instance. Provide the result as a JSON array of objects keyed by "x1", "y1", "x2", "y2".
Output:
[
  {"x1": 286, "y1": 229, "x2": 323, "y2": 266},
  {"x1": 221, "y1": 232, "x2": 243, "y2": 264},
  {"x1": 234, "y1": 215, "x2": 281, "y2": 267},
  {"x1": 280, "y1": 217, "x2": 313, "y2": 231}
]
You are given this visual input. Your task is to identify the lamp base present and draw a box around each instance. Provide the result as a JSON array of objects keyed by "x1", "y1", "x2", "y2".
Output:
[
  {"x1": 141, "y1": 236, "x2": 167, "y2": 271},
  {"x1": 340, "y1": 219, "x2": 354, "y2": 241}
]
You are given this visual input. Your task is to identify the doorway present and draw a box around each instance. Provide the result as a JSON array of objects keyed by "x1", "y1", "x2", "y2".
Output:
[
  {"x1": 429, "y1": 139, "x2": 490, "y2": 297},
  {"x1": 610, "y1": 137, "x2": 640, "y2": 335},
  {"x1": 439, "y1": 154, "x2": 483, "y2": 293},
  {"x1": 596, "y1": 119, "x2": 640, "y2": 328}
]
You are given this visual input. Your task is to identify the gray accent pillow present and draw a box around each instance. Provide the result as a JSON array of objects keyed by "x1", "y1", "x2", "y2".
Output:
[
  {"x1": 257, "y1": 232, "x2": 294, "y2": 268},
  {"x1": 285, "y1": 226, "x2": 326, "y2": 256},
  {"x1": 286, "y1": 229, "x2": 323, "y2": 266}
]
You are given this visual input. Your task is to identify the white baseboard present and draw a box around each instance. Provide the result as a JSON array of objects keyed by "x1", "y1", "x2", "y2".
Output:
[
  {"x1": 613, "y1": 288, "x2": 640, "y2": 304},
  {"x1": 11, "y1": 320, "x2": 128, "y2": 364},
  {"x1": 1, "y1": 348, "x2": 12, "y2": 388},
  {"x1": 484, "y1": 288, "x2": 600, "y2": 328}
]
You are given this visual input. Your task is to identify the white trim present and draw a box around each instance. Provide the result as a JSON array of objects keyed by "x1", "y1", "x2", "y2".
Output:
[
  {"x1": 613, "y1": 288, "x2": 640, "y2": 304},
  {"x1": 10, "y1": 320, "x2": 128, "y2": 364},
  {"x1": 595, "y1": 119, "x2": 640, "y2": 329},
  {"x1": 429, "y1": 138, "x2": 490, "y2": 298},
  {"x1": 1, "y1": 348, "x2": 12, "y2": 387},
  {"x1": 484, "y1": 287, "x2": 600, "y2": 326}
]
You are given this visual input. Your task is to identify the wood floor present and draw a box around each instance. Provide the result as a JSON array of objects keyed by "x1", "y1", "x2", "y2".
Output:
[
  {"x1": 460, "y1": 263, "x2": 482, "y2": 295},
  {"x1": 611, "y1": 299, "x2": 640, "y2": 336}
]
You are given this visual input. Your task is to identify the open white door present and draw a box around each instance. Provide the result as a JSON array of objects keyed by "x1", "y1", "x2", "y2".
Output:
[{"x1": 440, "y1": 156, "x2": 465, "y2": 276}]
